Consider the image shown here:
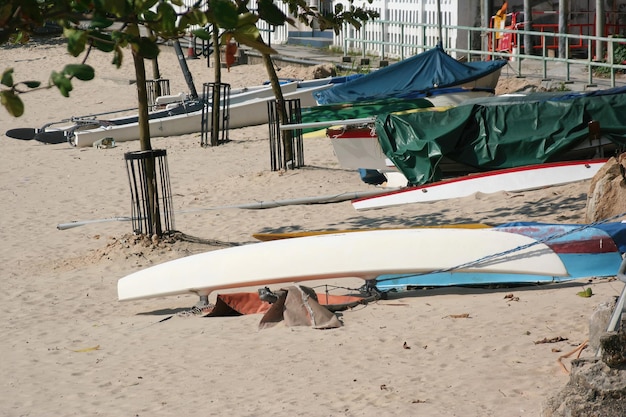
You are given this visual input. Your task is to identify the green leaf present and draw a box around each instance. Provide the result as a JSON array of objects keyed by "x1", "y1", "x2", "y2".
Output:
[
  {"x1": 89, "y1": 15, "x2": 114, "y2": 29},
  {"x1": 233, "y1": 24, "x2": 262, "y2": 41},
  {"x1": 142, "y1": 0, "x2": 160, "y2": 10},
  {"x1": 64, "y1": 28, "x2": 87, "y2": 57},
  {"x1": 187, "y1": 9, "x2": 209, "y2": 27},
  {"x1": 192, "y1": 29, "x2": 212, "y2": 42},
  {"x1": 237, "y1": 12, "x2": 259, "y2": 27},
  {"x1": 156, "y1": 2, "x2": 177, "y2": 35},
  {"x1": 257, "y1": 0, "x2": 291, "y2": 26},
  {"x1": 110, "y1": 30, "x2": 127, "y2": 45},
  {"x1": 112, "y1": 46, "x2": 124, "y2": 68},
  {"x1": 63, "y1": 64, "x2": 95, "y2": 81},
  {"x1": 125, "y1": 23, "x2": 141, "y2": 38},
  {"x1": 143, "y1": 10, "x2": 157, "y2": 23},
  {"x1": 51, "y1": 71, "x2": 73, "y2": 97},
  {"x1": 1, "y1": 90, "x2": 25, "y2": 117},
  {"x1": 100, "y1": 0, "x2": 129, "y2": 16},
  {"x1": 233, "y1": 29, "x2": 276, "y2": 55},
  {"x1": 212, "y1": 0, "x2": 239, "y2": 29},
  {"x1": 576, "y1": 288, "x2": 593, "y2": 298},
  {"x1": 1, "y1": 68, "x2": 14, "y2": 87},
  {"x1": 22, "y1": 81, "x2": 41, "y2": 88},
  {"x1": 177, "y1": 14, "x2": 193, "y2": 31},
  {"x1": 90, "y1": 32, "x2": 116, "y2": 53},
  {"x1": 136, "y1": 38, "x2": 160, "y2": 60}
]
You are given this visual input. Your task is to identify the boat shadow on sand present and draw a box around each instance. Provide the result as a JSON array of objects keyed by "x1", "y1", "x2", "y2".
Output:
[
  {"x1": 377, "y1": 278, "x2": 602, "y2": 301},
  {"x1": 254, "y1": 190, "x2": 590, "y2": 235},
  {"x1": 131, "y1": 278, "x2": 605, "y2": 319}
]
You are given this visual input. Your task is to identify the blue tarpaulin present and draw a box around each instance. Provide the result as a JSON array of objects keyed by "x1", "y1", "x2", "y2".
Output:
[{"x1": 313, "y1": 44, "x2": 506, "y2": 105}]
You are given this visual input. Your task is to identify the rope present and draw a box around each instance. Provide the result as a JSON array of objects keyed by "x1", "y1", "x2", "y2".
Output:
[
  {"x1": 557, "y1": 340, "x2": 589, "y2": 374},
  {"x1": 376, "y1": 212, "x2": 626, "y2": 284}
]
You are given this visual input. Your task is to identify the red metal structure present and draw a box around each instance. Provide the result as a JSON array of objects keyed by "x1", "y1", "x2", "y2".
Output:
[{"x1": 488, "y1": 9, "x2": 626, "y2": 58}]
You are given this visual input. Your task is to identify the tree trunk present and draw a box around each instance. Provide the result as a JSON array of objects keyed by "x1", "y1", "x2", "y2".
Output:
[
  {"x1": 213, "y1": 25, "x2": 221, "y2": 85},
  {"x1": 149, "y1": 28, "x2": 163, "y2": 98},
  {"x1": 152, "y1": 56, "x2": 161, "y2": 92},
  {"x1": 211, "y1": 24, "x2": 221, "y2": 146},
  {"x1": 151, "y1": 58, "x2": 160, "y2": 80},
  {"x1": 133, "y1": 50, "x2": 151, "y2": 151},
  {"x1": 132, "y1": 49, "x2": 162, "y2": 236},
  {"x1": 261, "y1": 50, "x2": 293, "y2": 164}
]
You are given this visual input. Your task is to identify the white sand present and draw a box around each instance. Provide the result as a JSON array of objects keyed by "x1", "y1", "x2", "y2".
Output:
[{"x1": 1, "y1": 38, "x2": 624, "y2": 416}]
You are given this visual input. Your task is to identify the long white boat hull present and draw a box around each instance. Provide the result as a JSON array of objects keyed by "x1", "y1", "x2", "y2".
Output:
[
  {"x1": 57, "y1": 82, "x2": 297, "y2": 141},
  {"x1": 72, "y1": 83, "x2": 332, "y2": 147},
  {"x1": 352, "y1": 159, "x2": 608, "y2": 210},
  {"x1": 118, "y1": 228, "x2": 568, "y2": 301}
]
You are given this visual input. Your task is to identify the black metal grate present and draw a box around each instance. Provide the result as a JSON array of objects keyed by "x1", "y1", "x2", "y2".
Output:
[
  {"x1": 145, "y1": 79, "x2": 170, "y2": 109},
  {"x1": 201, "y1": 82, "x2": 231, "y2": 146},
  {"x1": 267, "y1": 98, "x2": 304, "y2": 171},
  {"x1": 124, "y1": 149, "x2": 175, "y2": 235}
]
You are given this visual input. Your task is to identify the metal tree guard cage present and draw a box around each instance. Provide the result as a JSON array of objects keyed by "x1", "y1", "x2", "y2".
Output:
[
  {"x1": 267, "y1": 98, "x2": 303, "y2": 171},
  {"x1": 201, "y1": 82, "x2": 231, "y2": 146},
  {"x1": 145, "y1": 79, "x2": 170, "y2": 109},
  {"x1": 124, "y1": 149, "x2": 175, "y2": 236}
]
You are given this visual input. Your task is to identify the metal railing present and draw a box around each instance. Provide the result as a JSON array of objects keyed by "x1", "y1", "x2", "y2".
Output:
[
  {"x1": 338, "y1": 19, "x2": 626, "y2": 88},
  {"x1": 483, "y1": 25, "x2": 626, "y2": 87}
]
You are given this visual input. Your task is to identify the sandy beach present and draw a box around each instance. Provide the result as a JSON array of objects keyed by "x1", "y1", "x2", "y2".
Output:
[{"x1": 1, "y1": 37, "x2": 625, "y2": 416}]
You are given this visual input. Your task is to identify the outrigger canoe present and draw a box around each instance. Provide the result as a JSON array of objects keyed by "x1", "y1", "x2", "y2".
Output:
[{"x1": 118, "y1": 228, "x2": 567, "y2": 302}]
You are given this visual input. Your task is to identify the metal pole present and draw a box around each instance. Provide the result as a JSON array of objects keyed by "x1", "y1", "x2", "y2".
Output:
[
  {"x1": 597, "y1": 257, "x2": 626, "y2": 356},
  {"x1": 524, "y1": 0, "x2": 532, "y2": 55},
  {"x1": 173, "y1": 40, "x2": 198, "y2": 99},
  {"x1": 482, "y1": 0, "x2": 490, "y2": 52},
  {"x1": 596, "y1": 0, "x2": 605, "y2": 61},
  {"x1": 437, "y1": 0, "x2": 443, "y2": 46},
  {"x1": 559, "y1": 0, "x2": 569, "y2": 59}
]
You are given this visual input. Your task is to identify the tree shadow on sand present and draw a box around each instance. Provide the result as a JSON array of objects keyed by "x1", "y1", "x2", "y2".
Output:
[{"x1": 254, "y1": 190, "x2": 590, "y2": 235}]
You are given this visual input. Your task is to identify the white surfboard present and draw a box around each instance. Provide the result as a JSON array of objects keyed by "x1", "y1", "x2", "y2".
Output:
[
  {"x1": 118, "y1": 229, "x2": 568, "y2": 301},
  {"x1": 352, "y1": 159, "x2": 607, "y2": 211}
]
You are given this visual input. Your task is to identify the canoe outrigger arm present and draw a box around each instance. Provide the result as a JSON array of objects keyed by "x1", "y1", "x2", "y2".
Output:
[
  {"x1": 599, "y1": 256, "x2": 626, "y2": 356},
  {"x1": 279, "y1": 117, "x2": 377, "y2": 131}
]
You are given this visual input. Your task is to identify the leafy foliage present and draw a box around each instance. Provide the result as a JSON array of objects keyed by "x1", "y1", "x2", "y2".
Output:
[
  {"x1": 1, "y1": 0, "x2": 379, "y2": 117},
  {"x1": 594, "y1": 37, "x2": 626, "y2": 77},
  {"x1": 1, "y1": 0, "x2": 380, "y2": 237},
  {"x1": 614, "y1": 40, "x2": 626, "y2": 66}
]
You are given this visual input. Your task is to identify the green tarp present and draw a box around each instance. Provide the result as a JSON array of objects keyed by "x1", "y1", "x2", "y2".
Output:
[
  {"x1": 375, "y1": 88, "x2": 626, "y2": 185},
  {"x1": 300, "y1": 97, "x2": 434, "y2": 134}
]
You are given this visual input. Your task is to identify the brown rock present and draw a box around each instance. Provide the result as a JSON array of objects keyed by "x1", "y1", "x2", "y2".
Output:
[
  {"x1": 585, "y1": 155, "x2": 626, "y2": 223},
  {"x1": 542, "y1": 358, "x2": 626, "y2": 417},
  {"x1": 312, "y1": 64, "x2": 336, "y2": 79},
  {"x1": 601, "y1": 331, "x2": 626, "y2": 368}
]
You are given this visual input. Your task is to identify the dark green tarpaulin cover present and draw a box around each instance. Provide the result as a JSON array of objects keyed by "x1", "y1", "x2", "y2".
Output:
[{"x1": 375, "y1": 87, "x2": 626, "y2": 185}]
